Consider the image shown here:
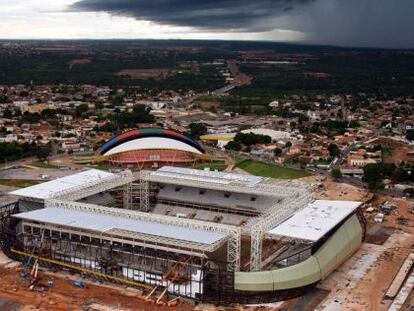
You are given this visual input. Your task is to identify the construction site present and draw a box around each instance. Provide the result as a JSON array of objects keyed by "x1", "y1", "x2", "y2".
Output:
[{"x1": 0, "y1": 166, "x2": 370, "y2": 307}]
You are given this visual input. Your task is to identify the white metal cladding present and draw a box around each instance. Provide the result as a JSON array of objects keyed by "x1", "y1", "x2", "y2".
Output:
[
  {"x1": 102, "y1": 137, "x2": 203, "y2": 156},
  {"x1": 267, "y1": 200, "x2": 362, "y2": 242},
  {"x1": 157, "y1": 166, "x2": 263, "y2": 186},
  {"x1": 10, "y1": 169, "x2": 115, "y2": 200},
  {"x1": 13, "y1": 207, "x2": 226, "y2": 245}
]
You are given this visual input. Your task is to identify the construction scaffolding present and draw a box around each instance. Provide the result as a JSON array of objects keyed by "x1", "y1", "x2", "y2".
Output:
[
  {"x1": 134, "y1": 169, "x2": 314, "y2": 272},
  {"x1": 14, "y1": 221, "x2": 220, "y2": 300},
  {"x1": 138, "y1": 175, "x2": 150, "y2": 212},
  {"x1": 122, "y1": 183, "x2": 132, "y2": 209},
  {"x1": 44, "y1": 200, "x2": 241, "y2": 271},
  {"x1": 139, "y1": 170, "x2": 302, "y2": 199},
  {"x1": 53, "y1": 170, "x2": 134, "y2": 202},
  {"x1": 249, "y1": 193, "x2": 313, "y2": 271}
]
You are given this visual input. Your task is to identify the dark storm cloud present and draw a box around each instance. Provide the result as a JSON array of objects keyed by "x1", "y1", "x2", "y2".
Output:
[
  {"x1": 69, "y1": 0, "x2": 315, "y2": 32},
  {"x1": 289, "y1": 0, "x2": 414, "y2": 48},
  {"x1": 70, "y1": 0, "x2": 414, "y2": 48}
]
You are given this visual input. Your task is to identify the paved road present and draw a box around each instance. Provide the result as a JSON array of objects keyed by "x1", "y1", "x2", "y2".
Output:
[
  {"x1": 308, "y1": 166, "x2": 404, "y2": 198},
  {"x1": 0, "y1": 157, "x2": 37, "y2": 171},
  {"x1": 334, "y1": 175, "x2": 403, "y2": 197},
  {"x1": 0, "y1": 167, "x2": 80, "y2": 181}
]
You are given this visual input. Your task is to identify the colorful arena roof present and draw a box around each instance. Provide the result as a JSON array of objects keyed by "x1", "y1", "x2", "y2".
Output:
[{"x1": 100, "y1": 128, "x2": 205, "y2": 156}]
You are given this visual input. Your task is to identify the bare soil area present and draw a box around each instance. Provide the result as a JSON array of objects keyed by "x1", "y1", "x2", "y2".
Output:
[
  {"x1": 317, "y1": 228, "x2": 414, "y2": 311},
  {"x1": 0, "y1": 264, "x2": 194, "y2": 311},
  {"x1": 68, "y1": 59, "x2": 91, "y2": 69},
  {"x1": 116, "y1": 69, "x2": 169, "y2": 79},
  {"x1": 314, "y1": 178, "x2": 371, "y2": 202}
]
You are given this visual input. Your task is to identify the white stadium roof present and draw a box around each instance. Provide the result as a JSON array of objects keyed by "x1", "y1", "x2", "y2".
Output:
[
  {"x1": 10, "y1": 169, "x2": 114, "y2": 200},
  {"x1": 155, "y1": 166, "x2": 263, "y2": 186},
  {"x1": 267, "y1": 200, "x2": 362, "y2": 242},
  {"x1": 103, "y1": 137, "x2": 203, "y2": 156},
  {"x1": 14, "y1": 207, "x2": 226, "y2": 246}
]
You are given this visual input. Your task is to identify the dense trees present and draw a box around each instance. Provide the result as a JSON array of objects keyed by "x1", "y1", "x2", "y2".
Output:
[
  {"x1": 328, "y1": 143, "x2": 340, "y2": 158},
  {"x1": 21, "y1": 112, "x2": 41, "y2": 123},
  {"x1": 362, "y1": 163, "x2": 398, "y2": 189},
  {"x1": 110, "y1": 104, "x2": 154, "y2": 130},
  {"x1": 0, "y1": 142, "x2": 44, "y2": 163},
  {"x1": 0, "y1": 95, "x2": 11, "y2": 103},
  {"x1": 391, "y1": 168, "x2": 409, "y2": 182},
  {"x1": 36, "y1": 143, "x2": 52, "y2": 160},
  {"x1": 75, "y1": 104, "x2": 89, "y2": 117},
  {"x1": 331, "y1": 168, "x2": 342, "y2": 180},
  {"x1": 406, "y1": 130, "x2": 414, "y2": 141},
  {"x1": 0, "y1": 43, "x2": 225, "y2": 92},
  {"x1": 2, "y1": 108, "x2": 12, "y2": 118},
  {"x1": 188, "y1": 123, "x2": 207, "y2": 139},
  {"x1": 41, "y1": 108, "x2": 66, "y2": 119},
  {"x1": 273, "y1": 148, "x2": 283, "y2": 157},
  {"x1": 234, "y1": 132, "x2": 271, "y2": 146},
  {"x1": 0, "y1": 140, "x2": 53, "y2": 163},
  {"x1": 225, "y1": 132, "x2": 271, "y2": 152},
  {"x1": 363, "y1": 164, "x2": 385, "y2": 189},
  {"x1": 225, "y1": 141, "x2": 242, "y2": 151},
  {"x1": 95, "y1": 101, "x2": 104, "y2": 110},
  {"x1": 348, "y1": 120, "x2": 360, "y2": 128},
  {"x1": 234, "y1": 50, "x2": 414, "y2": 100}
]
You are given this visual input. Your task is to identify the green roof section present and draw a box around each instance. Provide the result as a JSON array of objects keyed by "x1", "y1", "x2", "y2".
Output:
[{"x1": 139, "y1": 128, "x2": 165, "y2": 134}]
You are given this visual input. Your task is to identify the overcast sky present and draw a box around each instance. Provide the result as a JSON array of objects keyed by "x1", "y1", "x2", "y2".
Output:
[{"x1": 1, "y1": 0, "x2": 413, "y2": 48}]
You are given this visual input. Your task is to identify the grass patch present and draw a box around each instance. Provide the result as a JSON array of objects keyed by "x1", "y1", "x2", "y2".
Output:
[
  {"x1": 236, "y1": 160, "x2": 310, "y2": 179},
  {"x1": 194, "y1": 95, "x2": 220, "y2": 102},
  {"x1": 233, "y1": 155, "x2": 247, "y2": 165},
  {"x1": 30, "y1": 161, "x2": 58, "y2": 169},
  {"x1": 312, "y1": 158, "x2": 332, "y2": 165},
  {"x1": 0, "y1": 179, "x2": 41, "y2": 188}
]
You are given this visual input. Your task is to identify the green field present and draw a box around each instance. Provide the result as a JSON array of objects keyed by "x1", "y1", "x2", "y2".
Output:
[
  {"x1": 30, "y1": 161, "x2": 58, "y2": 169},
  {"x1": 0, "y1": 179, "x2": 40, "y2": 188},
  {"x1": 236, "y1": 160, "x2": 310, "y2": 179}
]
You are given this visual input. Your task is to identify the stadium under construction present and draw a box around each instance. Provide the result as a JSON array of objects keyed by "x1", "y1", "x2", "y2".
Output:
[{"x1": 0, "y1": 167, "x2": 366, "y2": 304}]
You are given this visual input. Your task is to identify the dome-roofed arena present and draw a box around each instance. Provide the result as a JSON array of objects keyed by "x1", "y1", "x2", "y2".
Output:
[{"x1": 99, "y1": 128, "x2": 206, "y2": 169}]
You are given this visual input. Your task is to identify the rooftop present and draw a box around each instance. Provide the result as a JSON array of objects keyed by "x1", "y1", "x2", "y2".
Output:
[
  {"x1": 155, "y1": 166, "x2": 264, "y2": 186},
  {"x1": 10, "y1": 169, "x2": 114, "y2": 200},
  {"x1": 13, "y1": 207, "x2": 226, "y2": 248},
  {"x1": 267, "y1": 200, "x2": 362, "y2": 242}
]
